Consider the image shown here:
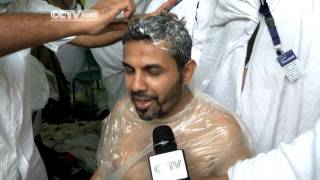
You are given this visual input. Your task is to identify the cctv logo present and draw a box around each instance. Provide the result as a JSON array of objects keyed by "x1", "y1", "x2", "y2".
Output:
[
  {"x1": 153, "y1": 160, "x2": 182, "y2": 174},
  {"x1": 50, "y1": 10, "x2": 97, "y2": 21},
  {"x1": 154, "y1": 165, "x2": 161, "y2": 173},
  {"x1": 149, "y1": 151, "x2": 188, "y2": 180},
  {"x1": 168, "y1": 160, "x2": 182, "y2": 170}
]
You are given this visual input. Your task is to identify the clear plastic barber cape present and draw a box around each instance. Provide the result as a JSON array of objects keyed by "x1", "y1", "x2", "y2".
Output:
[{"x1": 96, "y1": 91, "x2": 250, "y2": 180}]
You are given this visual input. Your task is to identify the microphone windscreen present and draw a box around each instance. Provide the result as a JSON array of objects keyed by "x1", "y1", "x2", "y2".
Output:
[{"x1": 153, "y1": 125, "x2": 177, "y2": 154}]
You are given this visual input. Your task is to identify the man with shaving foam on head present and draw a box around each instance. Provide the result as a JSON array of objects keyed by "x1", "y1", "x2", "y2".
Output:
[{"x1": 91, "y1": 14, "x2": 250, "y2": 180}]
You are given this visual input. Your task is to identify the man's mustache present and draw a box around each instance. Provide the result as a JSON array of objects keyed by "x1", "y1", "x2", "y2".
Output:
[{"x1": 131, "y1": 91, "x2": 157, "y2": 100}]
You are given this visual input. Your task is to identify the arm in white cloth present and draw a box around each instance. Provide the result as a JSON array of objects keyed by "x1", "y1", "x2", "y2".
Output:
[{"x1": 228, "y1": 120, "x2": 320, "y2": 180}]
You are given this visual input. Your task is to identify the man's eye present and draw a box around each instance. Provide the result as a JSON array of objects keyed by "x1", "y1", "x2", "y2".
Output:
[
  {"x1": 148, "y1": 68, "x2": 162, "y2": 76},
  {"x1": 124, "y1": 67, "x2": 134, "y2": 74}
]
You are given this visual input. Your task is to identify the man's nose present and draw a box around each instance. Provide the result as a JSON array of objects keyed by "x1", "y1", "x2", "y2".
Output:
[{"x1": 131, "y1": 73, "x2": 147, "y2": 92}]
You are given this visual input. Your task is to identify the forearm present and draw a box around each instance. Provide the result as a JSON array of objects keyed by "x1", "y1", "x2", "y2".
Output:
[
  {"x1": 71, "y1": 28, "x2": 127, "y2": 48},
  {"x1": 0, "y1": 13, "x2": 79, "y2": 56},
  {"x1": 0, "y1": 0, "x2": 135, "y2": 56}
]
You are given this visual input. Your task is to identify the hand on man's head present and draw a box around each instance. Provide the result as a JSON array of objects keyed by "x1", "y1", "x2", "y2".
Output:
[
  {"x1": 149, "y1": 0, "x2": 178, "y2": 16},
  {"x1": 93, "y1": 0, "x2": 135, "y2": 18},
  {"x1": 80, "y1": 0, "x2": 135, "y2": 35},
  {"x1": 138, "y1": 0, "x2": 178, "y2": 21}
]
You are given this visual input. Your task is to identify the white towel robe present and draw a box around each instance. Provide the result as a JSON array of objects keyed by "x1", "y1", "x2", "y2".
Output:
[
  {"x1": 0, "y1": 1, "x2": 73, "y2": 179},
  {"x1": 198, "y1": 0, "x2": 320, "y2": 154}
]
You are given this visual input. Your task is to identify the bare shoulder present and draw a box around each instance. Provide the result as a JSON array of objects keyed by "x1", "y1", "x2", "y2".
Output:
[
  {"x1": 201, "y1": 96, "x2": 246, "y2": 147},
  {"x1": 100, "y1": 96, "x2": 132, "y2": 140},
  {"x1": 194, "y1": 92, "x2": 250, "y2": 175},
  {"x1": 109, "y1": 95, "x2": 132, "y2": 117},
  {"x1": 196, "y1": 92, "x2": 243, "y2": 136},
  {"x1": 212, "y1": 107, "x2": 250, "y2": 175},
  {"x1": 213, "y1": 106, "x2": 243, "y2": 138}
]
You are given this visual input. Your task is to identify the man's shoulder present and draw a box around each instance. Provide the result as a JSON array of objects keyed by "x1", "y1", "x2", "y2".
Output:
[
  {"x1": 193, "y1": 91, "x2": 241, "y2": 129},
  {"x1": 194, "y1": 91, "x2": 232, "y2": 114},
  {"x1": 103, "y1": 96, "x2": 135, "y2": 127},
  {"x1": 112, "y1": 95, "x2": 132, "y2": 111},
  {"x1": 108, "y1": 95, "x2": 137, "y2": 120},
  {"x1": 194, "y1": 91, "x2": 248, "y2": 152}
]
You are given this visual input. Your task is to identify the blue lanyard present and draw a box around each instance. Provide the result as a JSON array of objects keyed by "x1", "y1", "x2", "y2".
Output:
[{"x1": 259, "y1": 0, "x2": 283, "y2": 55}]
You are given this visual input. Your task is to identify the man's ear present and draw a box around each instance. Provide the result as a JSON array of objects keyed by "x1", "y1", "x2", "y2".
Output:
[{"x1": 183, "y1": 59, "x2": 197, "y2": 85}]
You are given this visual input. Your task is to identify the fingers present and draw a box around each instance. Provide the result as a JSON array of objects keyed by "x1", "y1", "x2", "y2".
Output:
[
  {"x1": 124, "y1": 0, "x2": 135, "y2": 18},
  {"x1": 93, "y1": 0, "x2": 135, "y2": 19},
  {"x1": 106, "y1": 0, "x2": 135, "y2": 19},
  {"x1": 86, "y1": 0, "x2": 134, "y2": 35},
  {"x1": 152, "y1": 0, "x2": 177, "y2": 15}
]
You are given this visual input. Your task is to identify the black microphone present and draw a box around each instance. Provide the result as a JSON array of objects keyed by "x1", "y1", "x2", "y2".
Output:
[{"x1": 149, "y1": 125, "x2": 190, "y2": 180}]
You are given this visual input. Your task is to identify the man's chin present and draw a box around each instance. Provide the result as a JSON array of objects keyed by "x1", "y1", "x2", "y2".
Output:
[
  {"x1": 137, "y1": 115, "x2": 154, "y2": 121},
  {"x1": 136, "y1": 109, "x2": 159, "y2": 121}
]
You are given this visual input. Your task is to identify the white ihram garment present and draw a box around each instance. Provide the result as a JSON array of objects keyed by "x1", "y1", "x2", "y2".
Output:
[{"x1": 0, "y1": 0, "x2": 73, "y2": 179}]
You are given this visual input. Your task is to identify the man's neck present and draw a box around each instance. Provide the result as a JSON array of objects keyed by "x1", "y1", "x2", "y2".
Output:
[
  {"x1": 175, "y1": 87, "x2": 194, "y2": 114},
  {"x1": 154, "y1": 87, "x2": 194, "y2": 123}
]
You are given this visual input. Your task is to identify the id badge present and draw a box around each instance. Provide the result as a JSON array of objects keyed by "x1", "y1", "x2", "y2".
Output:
[{"x1": 277, "y1": 50, "x2": 304, "y2": 81}]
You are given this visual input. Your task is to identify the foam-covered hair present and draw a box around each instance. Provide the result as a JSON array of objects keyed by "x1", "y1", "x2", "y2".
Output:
[{"x1": 123, "y1": 14, "x2": 192, "y2": 70}]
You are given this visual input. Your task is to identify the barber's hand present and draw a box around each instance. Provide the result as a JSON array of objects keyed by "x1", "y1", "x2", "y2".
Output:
[
  {"x1": 93, "y1": 0, "x2": 135, "y2": 18},
  {"x1": 148, "y1": 0, "x2": 177, "y2": 16},
  {"x1": 138, "y1": 0, "x2": 177, "y2": 20},
  {"x1": 80, "y1": 0, "x2": 135, "y2": 35}
]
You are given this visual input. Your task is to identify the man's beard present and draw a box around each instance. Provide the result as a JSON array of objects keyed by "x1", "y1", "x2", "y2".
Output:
[
  {"x1": 130, "y1": 74, "x2": 183, "y2": 121},
  {"x1": 131, "y1": 91, "x2": 160, "y2": 121}
]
